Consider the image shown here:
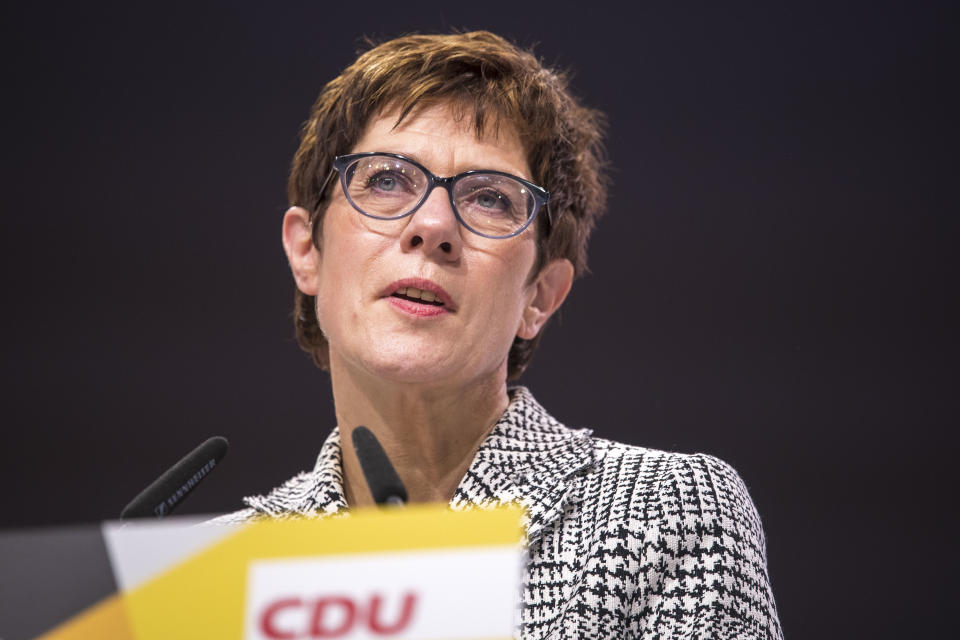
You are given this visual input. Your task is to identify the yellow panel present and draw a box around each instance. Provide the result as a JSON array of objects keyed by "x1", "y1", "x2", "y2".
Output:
[
  {"x1": 37, "y1": 593, "x2": 134, "y2": 640},
  {"x1": 122, "y1": 504, "x2": 523, "y2": 640}
]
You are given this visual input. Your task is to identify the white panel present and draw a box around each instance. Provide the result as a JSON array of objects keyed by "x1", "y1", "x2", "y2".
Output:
[
  {"x1": 245, "y1": 546, "x2": 522, "y2": 639},
  {"x1": 102, "y1": 515, "x2": 240, "y2": 591}
]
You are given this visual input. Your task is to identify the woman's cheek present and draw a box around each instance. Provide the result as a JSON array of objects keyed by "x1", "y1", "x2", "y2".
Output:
[{"x1": 313, "y1": 293, "x2": 328, "y2": 338}]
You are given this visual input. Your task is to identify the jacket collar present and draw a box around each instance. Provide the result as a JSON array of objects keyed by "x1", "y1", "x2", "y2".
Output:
[
  {"x1": 243, "y1": 387, "x2": 595, "y2": 545},
  {"x1": 242, "y1": 429, "x2": 348, "y2": 518}
]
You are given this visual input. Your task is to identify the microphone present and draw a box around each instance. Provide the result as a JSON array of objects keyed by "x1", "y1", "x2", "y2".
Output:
[
  {"x1": 120, "y1": 436, "x2": 229, "y2": 520},
  {"x1": 351, "y1": 426, "x2": 407, "y2": 506}
]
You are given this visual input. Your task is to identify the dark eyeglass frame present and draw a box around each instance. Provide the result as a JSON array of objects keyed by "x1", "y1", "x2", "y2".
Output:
[{"x1": 316, "y1": 152, "x2": 552, "y2": 239}]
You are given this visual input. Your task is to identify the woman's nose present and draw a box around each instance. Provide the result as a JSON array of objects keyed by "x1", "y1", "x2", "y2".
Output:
[{"x1": 398, "y1": 187, "x2": 463, "y2": 261}]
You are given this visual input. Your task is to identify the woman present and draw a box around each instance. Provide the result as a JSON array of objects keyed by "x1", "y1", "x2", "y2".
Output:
[{"x1": 219, "y1": 31, "x2": 782, "y2": 639}]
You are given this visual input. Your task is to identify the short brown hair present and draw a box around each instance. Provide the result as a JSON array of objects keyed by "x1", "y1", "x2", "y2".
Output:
[{"x1": 289, "y1": 31, "x2": 608, "y2": 379}]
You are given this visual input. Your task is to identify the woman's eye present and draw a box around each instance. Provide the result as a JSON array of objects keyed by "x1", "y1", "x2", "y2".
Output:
[
  {"x1": 369, "y1": 172, "x2": 401, "y2": 191},
  {"x1": 476, "y1": 192, "x2": 501, "y2": 208},
  {"x1": 473, "y1": 189, "x2": 509, "y2": 211}
]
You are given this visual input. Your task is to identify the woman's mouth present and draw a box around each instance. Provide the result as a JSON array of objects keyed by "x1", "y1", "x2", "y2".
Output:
[
  {"x1": 392, "y1": 286, "x2": 445, "y2": 306},
  {"x1": 383, "y1": 279, "x2": 456, "y2": 317}
]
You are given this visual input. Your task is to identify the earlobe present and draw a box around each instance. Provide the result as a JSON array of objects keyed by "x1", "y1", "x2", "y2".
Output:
[
  {"x1": 282, "y1": 206, "x2": 321, "y2": 295},
  {"x1": 517, "y1": 259, "x2": 575, "y2": 340}
]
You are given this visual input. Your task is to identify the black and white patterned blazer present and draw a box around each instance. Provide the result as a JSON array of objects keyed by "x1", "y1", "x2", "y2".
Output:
[{"x1": 215, "y1": 387, "x2": 782, "y2": 639}]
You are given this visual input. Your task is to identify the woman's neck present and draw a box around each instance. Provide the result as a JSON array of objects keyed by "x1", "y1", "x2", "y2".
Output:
[{"x1": 328, "y1": 356, "x2": 510, "y2": 508}]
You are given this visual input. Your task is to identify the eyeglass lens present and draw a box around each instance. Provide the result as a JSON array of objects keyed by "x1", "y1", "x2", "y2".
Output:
[{"x1": 342, "y1": 155, "x2": 536, "y2": 237}]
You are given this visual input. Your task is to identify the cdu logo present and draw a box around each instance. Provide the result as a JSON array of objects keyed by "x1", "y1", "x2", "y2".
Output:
[{"x1": 258, "y1": 592, "x2": 418, "y2": 638}]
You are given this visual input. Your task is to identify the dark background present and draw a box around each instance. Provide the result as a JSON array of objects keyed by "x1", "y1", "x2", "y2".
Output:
[{"x1": 1, "y1": 1, "x2": 955, "y2": 637}]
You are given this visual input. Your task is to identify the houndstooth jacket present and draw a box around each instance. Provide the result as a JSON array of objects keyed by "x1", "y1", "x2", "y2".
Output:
[{"x1": 215, "y1": 387, "x2": 782, "y2": 639}]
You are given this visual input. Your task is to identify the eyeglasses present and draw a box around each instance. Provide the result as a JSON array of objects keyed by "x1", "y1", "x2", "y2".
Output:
[{"x1": 317, "y1": 152, "x2": 551, "y2": 239}]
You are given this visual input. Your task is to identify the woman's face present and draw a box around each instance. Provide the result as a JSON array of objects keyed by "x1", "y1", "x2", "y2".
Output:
[{"x1": 286, "y1": 102, "x2": 570, "y2": 389}]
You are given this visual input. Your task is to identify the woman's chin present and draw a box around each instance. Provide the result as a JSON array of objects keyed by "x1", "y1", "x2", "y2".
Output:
[
  {"x1": 340, "y1": 345, "x2": 501, "y2": 389},
  {"x1": 364, "y1": 356, "x2": 464, "y2": 387}
]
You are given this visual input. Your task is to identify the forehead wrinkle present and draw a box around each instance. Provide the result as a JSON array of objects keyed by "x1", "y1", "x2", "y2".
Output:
[
  {"x1": 390, "y1": 98, "x2": 502, "y2": 139},
  {"x1": 357, "y1": 103, "x2": 531, "y2": 180}
]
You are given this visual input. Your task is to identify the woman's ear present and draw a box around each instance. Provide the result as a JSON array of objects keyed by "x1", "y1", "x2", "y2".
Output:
[
  {"x1": 282, "y1": 206, "x2": 321, "y2": 295},
  {"x1": 517, "y1": 258, "x2": 575, "y2": 340}
]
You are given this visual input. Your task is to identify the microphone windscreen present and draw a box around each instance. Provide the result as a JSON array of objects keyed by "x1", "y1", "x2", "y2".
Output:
[
  {"x1": 120, "y1": 436, "x2": 229, "y2": 520},
  {"x1": 351, "y1": 426, "x2": 408, "y2": 505}
]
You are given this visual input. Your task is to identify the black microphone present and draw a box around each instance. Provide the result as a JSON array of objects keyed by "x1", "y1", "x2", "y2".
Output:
[
  {"x1": 120, "y1": 436, "x2": 229, "y2": 520},
  {"x1": 351, "y1": 426, "x2": 407, "y2": 506}
]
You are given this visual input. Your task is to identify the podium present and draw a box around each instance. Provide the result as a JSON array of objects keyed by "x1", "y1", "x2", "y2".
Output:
[{"x1": 0, "y1": 505, "x2": 524, "y2": 639}]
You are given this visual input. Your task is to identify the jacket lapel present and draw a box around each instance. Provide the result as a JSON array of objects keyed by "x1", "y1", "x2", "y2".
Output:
[{"x1": 451, "y1": 387, "x2": 595, "y2": 547}]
